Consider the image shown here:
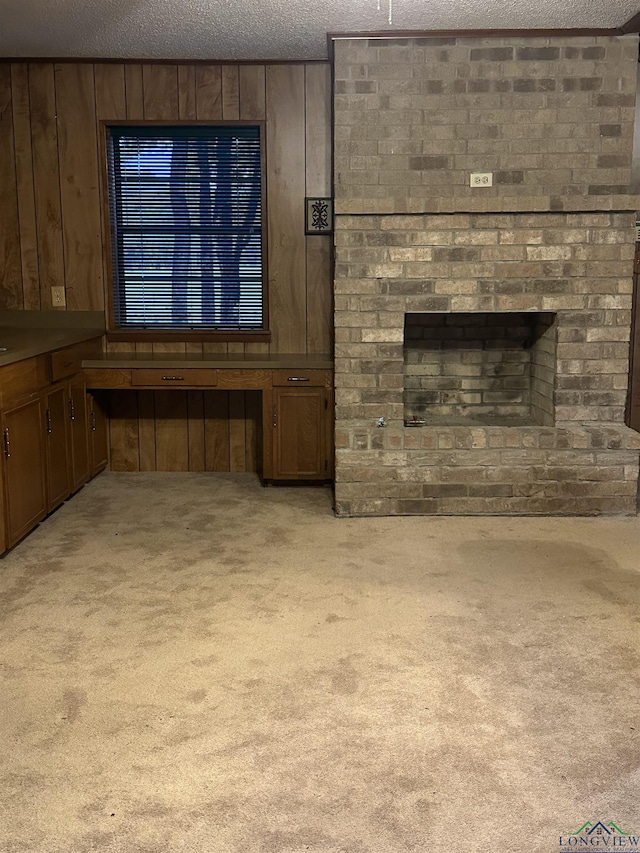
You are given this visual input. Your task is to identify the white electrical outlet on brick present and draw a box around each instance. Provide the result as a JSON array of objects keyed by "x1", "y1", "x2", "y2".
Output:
[{"x1": 470, "y1": 172, "x2": 493, "y2": 187}]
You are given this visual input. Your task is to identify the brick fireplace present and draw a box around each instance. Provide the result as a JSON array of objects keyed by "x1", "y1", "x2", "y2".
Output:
[{"x1": 333, "y1": 34, "x2": 640, "y2": 515}]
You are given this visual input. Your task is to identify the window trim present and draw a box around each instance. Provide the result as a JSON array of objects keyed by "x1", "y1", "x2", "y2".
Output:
[{"x1": 100, "y1": 120, "x2": 270, "y2": 343}]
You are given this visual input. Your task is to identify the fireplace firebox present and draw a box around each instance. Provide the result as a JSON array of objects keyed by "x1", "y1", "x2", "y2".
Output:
[{"x1": 404, "y1": 312, "x2": 557, "y2": 427}]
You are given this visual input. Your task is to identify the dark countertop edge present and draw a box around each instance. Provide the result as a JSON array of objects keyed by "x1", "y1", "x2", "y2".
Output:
[
  {"x1": 82, "y1": 353, "x2": 334, "y2": 370},
  {"x1": 0, "y1": 310, "x2": 105, "y2": 329},
  {"x1": 0, "y1": 327, "x2": 105, "y2": 368}
]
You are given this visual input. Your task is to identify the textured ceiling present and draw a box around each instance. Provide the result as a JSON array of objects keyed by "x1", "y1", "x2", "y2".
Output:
[{"x1": 0, "y1": 0, "x2": 638, "y2": 61}]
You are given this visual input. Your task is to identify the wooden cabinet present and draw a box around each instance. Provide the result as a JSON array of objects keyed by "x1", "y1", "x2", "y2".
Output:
[
  {"x1": 2, "y1": 395, "x2": 47, "y2": 548},
  {"x1": 68, "y1": 376, "x2": 90, "y2": 491},
  {"x1": 271, "y1": 385, "x2": 331, "y2": 481},
  {"x1": 44, "y1": 378, "x2": 100, "y2": 512},
  {"x1": 84, "y1": 359, "x2": 334, "y2": 483},
  {"x1": 87, "y1": 392, "x2": 109, "y2": 476},
  {"x1": 44, "y1": 383, "x2": 72, "y2": 510},
  {"x1": 269, "y1": 368, "x2": 333, "y2": 481},
  {"x1": 0, "y1": 335, "x2": 105, "y2": 553},
  {"x1": 47, "y1": 344, "x2": 92, "y2": 493}
]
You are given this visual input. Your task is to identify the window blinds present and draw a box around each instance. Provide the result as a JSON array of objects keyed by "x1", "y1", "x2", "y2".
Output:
[{"x1": 107, "y1": 125, "x2": 263, "y2": 330}]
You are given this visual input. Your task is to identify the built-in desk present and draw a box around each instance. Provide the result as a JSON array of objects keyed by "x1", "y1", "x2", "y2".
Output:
[{"x1": 83, "y1": 353, "x2": 334, "y2": 482}]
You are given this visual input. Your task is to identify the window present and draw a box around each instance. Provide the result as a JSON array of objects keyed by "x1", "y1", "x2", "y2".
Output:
[{"x1": 105, "y1": 124, "x2": 266, "y2": 338}]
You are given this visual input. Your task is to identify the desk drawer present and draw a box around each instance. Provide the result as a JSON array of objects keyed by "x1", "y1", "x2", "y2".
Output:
[
  {"x1": 50, "y1": 348, "x2": 82, "y2": 381},
  {"x1": 130, "y1": 368, "x2": 218, "y2": 387},
  {"x1": 272, "y1": 369, "x2": 332, "y2": 387},
  {"x1": 51, "y1": 338, "x2": 102, "y2": 382}
]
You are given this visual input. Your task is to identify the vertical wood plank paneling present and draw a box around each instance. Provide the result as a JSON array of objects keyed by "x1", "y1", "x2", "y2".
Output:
[
  {"x1": 244, "y1": 391, "x2": 261, "y2": 472},
  {"x1": 305, "y1": 64, "x2": 333, "y2": 355},
  {"x1": 187, "y1": 391, "x2": 205, "y2": 470},
  {"x1": 95, "y1": 63, "x2": 127, "y2": 322},
  {"x1": 95, "y1": 64, "x2": 127, "y2": 120},
  {"x1": 239, "y1": 65, "x2": 266, "y2": 120},
  {"x1": 154, "y1": 391, "x2": 189, "y2": 470},
  {"x1": 124, "y1": 65, "x2": 144, "y2": 119},
  {"x1": 202, "y1": 342, "x2": 229, "y2": 355},
  {"x1": 106, "y1": 341, "x2": 137, "y2": 354},
  {"x1": 228, "y1": 392, "x2": 246, "y2": 471},
  {"x1": 29, "y1": 62, "x2": 65, "y2": 308},
  {"x1": 0, "y1": 65, "x2": 23, "y2": 308},
  {"x1": 137, "y1": 391, "x2": 156, "y2": 471},
  {"x1": 178, "y1": 65, "x2": 197, "y2": 120},
  {"x1": 306, "y1": 238, "x2": 332, "y2": 354},
  {"x1": 10, "y1": 63, "x2": 40, "y2": 309},
  {"x1": 222, "y1": 65, "x2": 240, "y2": 120},
  {"x1": 240, "y1": 66, "x2": 269, "y2": 354},
  {"x1": 305, "y1": 64, "x2": 332, "y2": 198},
  {"x1": 204, "y1": 391, "x2": 230, "y2": 471},
  {"x1": 266, "y1": 65, "x2": 307, "y2": 354},
  {"x1": 109, "y1": 391, "x2": 139, "y2": 471},
  {"x1": 240, "y1": 66, "x2": 269, "y2": 357},
  {"x1": 56, "y1": 63, "x2": 103, "y2": 311},
  {"x1": 7, "y1": 59, "x2": 331, "y2": 333},
  {"x1": 153, "y1": 342, "x2": 187, "y2": 355},
  {"x1": 142, "y1": 64, "x2": 179, "y2": 120},
  {"x1": 195, "y1": 66, "x2": 222, "y2": 119}
]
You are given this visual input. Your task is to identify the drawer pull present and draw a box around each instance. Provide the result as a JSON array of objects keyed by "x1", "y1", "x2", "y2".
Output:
[
  {"x1": 3, "y1": 428, "x2": 10, "y2": 459},
  {"x1": 287, "y1": 376, "x2": 309, "y2": 382},
  {"x1": 63, "y1": 360, "x2": 73, "y2": 368},
  {"x1": 162, "y1": 376, "x2": 184, "y2": 381}
]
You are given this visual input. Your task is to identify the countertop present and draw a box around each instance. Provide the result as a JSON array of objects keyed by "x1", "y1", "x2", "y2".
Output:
[
  {"x1": 0, "y1": 311, "x2": 105, "y2": 367},
  {"x1": 83, "y1": 352, "x2": 333, "y2": 370},
  {"x1": 0, "y1": 312, "x2": 333, "y2": 370}
]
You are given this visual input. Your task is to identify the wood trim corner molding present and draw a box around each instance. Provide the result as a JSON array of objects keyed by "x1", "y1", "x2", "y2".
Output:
[{"x1": 621, "y1": 11, "x2": 640, "y2": 34}]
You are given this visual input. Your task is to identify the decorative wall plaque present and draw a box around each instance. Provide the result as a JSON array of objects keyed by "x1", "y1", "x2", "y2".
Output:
[{"x1": 305, "y1": 197, "x2": 333, "y2": 234}]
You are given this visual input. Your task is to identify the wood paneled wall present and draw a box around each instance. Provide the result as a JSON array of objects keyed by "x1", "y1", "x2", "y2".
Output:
[
  {"x1": 0, "y1": 61, "x2": 333, "y2": 471},
  {"x1": 101, "y1": 389, "x2": 263, "y2": 473}
]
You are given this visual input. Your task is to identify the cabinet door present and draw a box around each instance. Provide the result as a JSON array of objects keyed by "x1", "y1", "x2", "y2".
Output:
[
  {"x1": 2, "y1": 396, "x2": 47, "y2": 547},
  {"x1": 272, "y1": 387, "x2": 328, "y2": 480},
  {"x1": 44, "y1": 384, "x2": 71, "y2": 510},
  {"x1": 68, "y1": 377, "x2": 90, "y2": 492},
  {"x1": 87, "y1": 392, "x2": 109, "y2": 477}
]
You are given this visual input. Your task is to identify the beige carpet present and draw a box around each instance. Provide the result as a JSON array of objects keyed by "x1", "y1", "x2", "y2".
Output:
[{"x1": 1, "y1": 472, "x2": 639, "y2": 852}]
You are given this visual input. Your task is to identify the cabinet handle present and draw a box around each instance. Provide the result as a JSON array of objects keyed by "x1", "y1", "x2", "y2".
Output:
[
  {"x1": 91, "y1": 411, "x2": 97, "y2": 431},
  {"x1": 63, "y1": 360, "x2": 73, "y2": 368},
  {"x1": 3, "y1": 428, "x2": 10, "y2": 459},
  {"x1": 162, "y1": 376, "x2": 184, "y2": 381},
  {"x1": 69, "y1": 398, "x2": 75, "y2": 421},
  {"x1": 273, "y1": 405, "x2": 278, "y2": 428},
  {"x1": 46, "y1": 409, "x2": 52, "y2": 433},
  {"x1": 287, "y1": 376, "x2": 309, "y2": 382}
]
